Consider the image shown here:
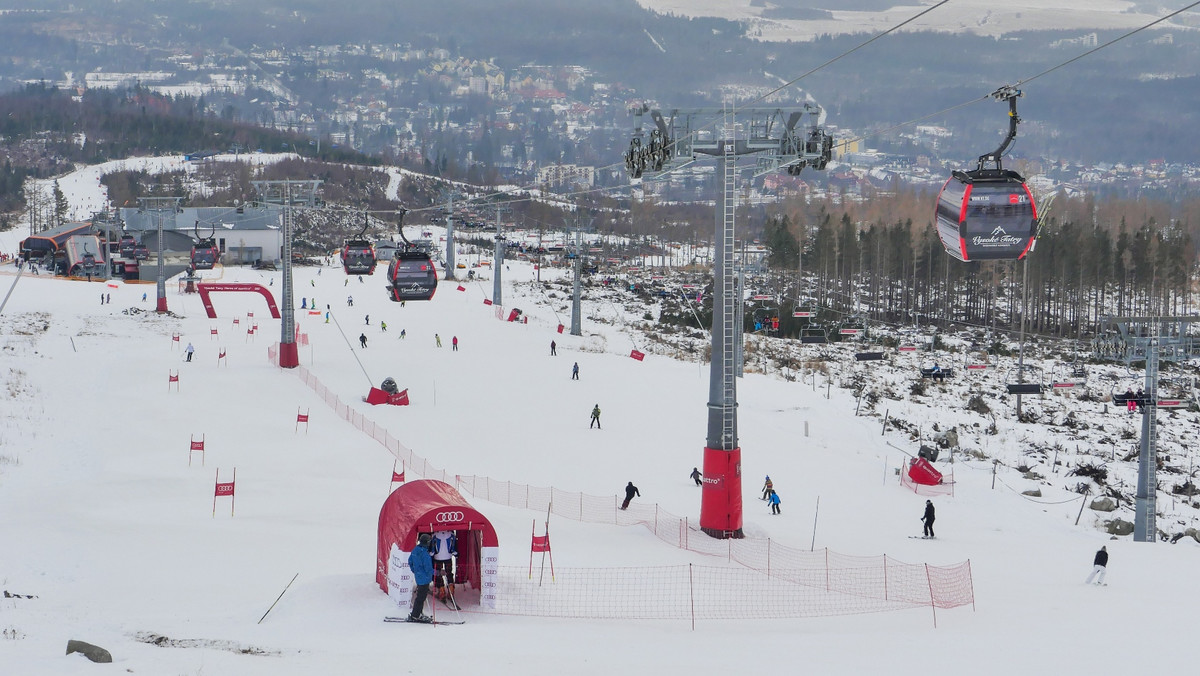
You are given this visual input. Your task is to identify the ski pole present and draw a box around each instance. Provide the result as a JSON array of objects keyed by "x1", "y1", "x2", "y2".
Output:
[{"x1": 257, "y1": 573, "x2": 299, "y2": 624}]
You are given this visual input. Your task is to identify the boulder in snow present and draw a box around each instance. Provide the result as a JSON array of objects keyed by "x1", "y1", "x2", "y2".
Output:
[
  {"x1": 1022, "y1": 488, "x2": 1042, "y2": 497},
  {"x1": 66, "y1": 639, "x2": 112, "y2": 663},
  {"x1": 1089, "y1": 497, "x2": 1117, "y2": 512},
  {"x1": 1105, "y1": 518, "x2": 1134, "y2": 536}
]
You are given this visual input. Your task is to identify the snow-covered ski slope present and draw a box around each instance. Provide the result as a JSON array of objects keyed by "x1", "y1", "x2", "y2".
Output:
[{"x1": 2, "y1": 159, "x2": 1199, "y2": 675}]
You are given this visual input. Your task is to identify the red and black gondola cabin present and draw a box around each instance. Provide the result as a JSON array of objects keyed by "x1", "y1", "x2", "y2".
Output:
[{"x1": 936, "y1": 169, "x2": 1037, "y2": 262}]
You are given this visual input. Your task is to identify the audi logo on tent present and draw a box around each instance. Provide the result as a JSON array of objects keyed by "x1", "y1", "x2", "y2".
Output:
[{"x1": 435, "y1": 511, "x2": 464, "y2": 523}]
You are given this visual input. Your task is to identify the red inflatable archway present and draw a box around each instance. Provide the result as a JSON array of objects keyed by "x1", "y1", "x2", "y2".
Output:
[
  {"x1": 196, "y1": 282, "x2": 281, "y2": 319},
  {"x1": 377, "y1": 479, "x2": 499, "y2": 612}
]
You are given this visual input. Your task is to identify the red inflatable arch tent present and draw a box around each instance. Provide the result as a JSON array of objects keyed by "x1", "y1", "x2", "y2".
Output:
[{"x1": 377, "y1": 479, "x2": 499, "y2": 613}]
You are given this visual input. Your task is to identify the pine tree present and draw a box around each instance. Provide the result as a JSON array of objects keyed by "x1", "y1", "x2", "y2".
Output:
[{"x1": 52, "y1": 180, "x2": 69, "y2": 226}]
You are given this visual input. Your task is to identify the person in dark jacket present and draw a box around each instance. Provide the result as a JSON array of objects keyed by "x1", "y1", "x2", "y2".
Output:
[
  {"x1": 1085, "y1": 545, "x2": 1108, "y2": 585},
  {"x1": 620, "y1": 481, "x2": 640, "y2": 510},
  {"x1": 590, "y1": 404, "x2": 601, "y2": 429},
  {"x1": 550, "y1": 340, "x2": 557, "y2": 356},
  {"x1": 690, "y1": 467, "x2": 703, "y2": 486},
  {"x1": 359, "y1": 333, "x2": 368, "y2": 348},
  {"x1": 571, "y1": 362, "x2": 579, "y2": 380},
  {"x1": 921, "y1": 500, "x2": 936, "y2": 538},
  {"x1": 408, "y1": 533, "x2": 435, "y2": 621}
]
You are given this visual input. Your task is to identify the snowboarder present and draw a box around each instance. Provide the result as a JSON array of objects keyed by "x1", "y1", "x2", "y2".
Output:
[
  {"x1": 921, "y1": 499, "x2": 936, "y2": 538},
  {"x1": 431, "y1": 530, "x2": 457, "y2": 602},
  {"x1": 620, "y1": 481, "x2": 640, "y2": 510},
  {"x1": 571, "y1": 362, "x2": 579, "y2": 380},
  {"x1": 359, "y1": 333, "x2": 368, "y2": 349},
  {"x1": 452, "y1": 336, "x2": 458, "y2": 351},
  {"x1": 590, "y1": 404, "x2": 601, "y2": 429},
  {"x1": 762, "y1": 476, "x2": 774, "y2": 501},
  {"x1": 435, "y1": 333, "x2": 443, "y2": 348},
  {"x1": 768, "y1": 489, "x2": 781, "y2": 515},
  {"x1": 690, "y1": 467, "x2": 703, "y2": 486},
  {"x1": 1085, "y1": 546, "x2": 1108, "y2": 585},
  {"x1": 550, "y1": 340, "x2": 557, "y2": 356},
  {"x1": 185, "y1": 342, "x2": 195, "y2": 362},
  {"x1": 407, "y1": 533, "x2": 434, "y2": 622}
]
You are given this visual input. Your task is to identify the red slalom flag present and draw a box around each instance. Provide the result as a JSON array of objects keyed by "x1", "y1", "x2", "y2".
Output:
[
  {"x1": 392, "y1": 470, "x2": 405, "y2": 483},
  {"x1": 483, "y1": 299, "x2": 493, "y2": 305},
  {"x1": 457, "y1": 285, "x2": 466, "y2": 292},
  {"x1": 630, "y1": 349, "x2": 645, "y2": 361}
]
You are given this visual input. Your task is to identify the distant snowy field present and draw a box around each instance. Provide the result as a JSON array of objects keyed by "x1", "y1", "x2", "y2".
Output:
[
  {"x1": 2, "y1": 157, "x2": 1199, "y2": 674},
  {"x1": 637, "y1": 1, "x2": 1180, "y2": 40}
]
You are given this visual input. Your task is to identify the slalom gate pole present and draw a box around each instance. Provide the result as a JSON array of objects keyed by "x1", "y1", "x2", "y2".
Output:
[{"x1": 258, "y1": 573, "x2": 299, "y2": 624}]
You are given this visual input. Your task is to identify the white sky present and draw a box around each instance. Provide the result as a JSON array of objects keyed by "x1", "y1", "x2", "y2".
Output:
[{"x1": 1, "y1": 158, "x2": 1199, "y2": 674}]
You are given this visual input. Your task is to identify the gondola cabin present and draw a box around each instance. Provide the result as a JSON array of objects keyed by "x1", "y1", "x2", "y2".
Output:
[
  {"x1": 936, "y1": 170, "x2": 1037, "y2": 262},
  {"x1": 190, "y1": 239, "x2": 220, "y2": 270},
  {"x1": 118, "y1": 234, "x2": 138, "y2": 259},
  {"x1": 386, "y1": 252, "x2": 438, "y2": 302},
  {"x1": 342, "y1": 239, "x2": 377, "y2": 275}
]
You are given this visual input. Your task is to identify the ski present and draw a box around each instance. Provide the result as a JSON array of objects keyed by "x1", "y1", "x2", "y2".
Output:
[
  {"x1": 909, "y1": 536, "x2": 936, "y2": 539},
  {"x1": 384, "y1": 616, "x2": 465, "y2": 625},
  {"x1": 441, "y1": 597, "x2": 460, "y2": 611}
]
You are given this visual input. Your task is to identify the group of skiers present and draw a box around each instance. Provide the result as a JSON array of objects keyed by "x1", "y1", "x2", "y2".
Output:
[{"x1": 406, "y1": 530, "x2": 460, "y2": 623}]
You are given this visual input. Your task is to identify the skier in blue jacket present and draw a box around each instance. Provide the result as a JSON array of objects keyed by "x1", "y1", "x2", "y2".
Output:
[
  {"x1": 408, "y1": 533, "x2": 435, "y2": 622},
  {"x1": 768, "y1": 489, "x2": 781, "y2": 515}
]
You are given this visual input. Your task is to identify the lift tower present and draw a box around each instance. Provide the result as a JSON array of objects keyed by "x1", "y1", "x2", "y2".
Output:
[
  {"x1": 1098, "y1": 316, "x2": 1200, "y2": 542},
  {"x1": 626, "y1": 104, "x2": 833, "y2": 538},
  {"x1": 252, "y1": 180, "x2": 322, "y2": 369}
]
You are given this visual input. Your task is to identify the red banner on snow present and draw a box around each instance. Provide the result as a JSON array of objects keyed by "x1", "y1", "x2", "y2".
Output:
[
  {"x1": 457, "y1": 285, "x2": 466, "y2": 292},
  {"x1": 215, "y1": 481, "x2": 235, "y2": 496},
  {"x1": 557, "y1": 324, "x2": 564, "y2": 334},
  {"x1": 630, "y1": 349, "x2": 645, "y2": 361},
  {"x1": 531, "y1": 534, "x2": 551, "y2": 553}
]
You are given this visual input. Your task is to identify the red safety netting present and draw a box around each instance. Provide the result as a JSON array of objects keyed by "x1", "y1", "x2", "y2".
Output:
[{"x1": 290, "y1": 364, "x2": 974, "y2": 621}]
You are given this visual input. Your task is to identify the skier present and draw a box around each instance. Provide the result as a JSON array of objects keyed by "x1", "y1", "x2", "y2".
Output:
[
  {"x1": 106, "y1": 293, "x2": 110, "y2": 304},
  {"x1": 452, "y1": 336, "x2": 458, "y2": 351},
  {"x1": 407, "y1": 533, "x2": 435, "y2": 622},
  {"x1": 690, "y1": 467, "x2": 703, "y2": 486},
  {"x1": 347, "y1": 295, "x2": 354, "y2": 306},
  {"x1": 768, "y1": 489, "x2": 781, "y2": 515},
  {"x1": 325, "y1": 311, "x2": 330, "y2": 324},
  {"x1": 359, "y1": 333, "x2": 368, "y2": 349},
  {"x1": 571, "y1": 362, "x2": 579, "y2": 380},
  {"x1": 550, "y1": 340, "x2": 557, "y2": 356},
  {"x1": 142, "y1": 292, "x2": 147, "y2": 302},
  {"x1": 620, "y1": 481, "x2": 640, "y2": 510},
  {"x1": 365, "y1": 314, "x2": 370, "y2": 325},
  {"x1": 590, "y1": 404, "x2": 601, "y2": 429},
  {"x1": 921, "y1": 499, "x2": 936, "y2": 538},
  {"x1": 301, "y1": 298, "x2": 307, "y2": 309},
  {"x1": 185, "y1": 342, "x2": 195, "y2": 362},
  {"x1": 761, "y1": 476, "x2": 774, "y2": 501},
  {"x1": 431, "y1": 530, "x2": 457, "y2": 603},
  {"x1": 380, "y1": 321, "x2": 387, "y2": 332},
  {"x1": 100, "y1": 293, "x2": 105, "y2": 305},
  {"x1": 435, "y1": 333, "x2": 442, "y2": 348},
  {"x1": 400, "y1": 329, "x2": 406, "y2": 340},
  {"x1": 1085, "y1": 546, "x2": 1108, "y2": 585}
]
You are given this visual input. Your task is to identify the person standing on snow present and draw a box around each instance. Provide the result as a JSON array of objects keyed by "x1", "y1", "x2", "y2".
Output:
[
  {"x1": 921, "y1": 500, "x2": 936, "y2": 538},
  {"x1": 407, "y1": 533, "x2": 434, "y2": 622},
  {"x1": 452, "y1": 336, "x2": 458, "y2": 351},
  {"x1": 571, "y1": 362, "x2": 579, "y2": 380},
  {"x1": 431, "y1": 530, "x2": 457, "y2": 601},
  {"x1": 185, "y1": 342, "x2": 195, "y2": 362},
  {"x1": 690, "y1": 467, "x2": 703, "y2": 486},
  {"x1": 435, "y1": 333, "x2": 442, "y2": 348},
  {"x1": 590, "y1": 404, "x2": 601, "y2": 429},
  {"x1": 768, "y1": 489, "x2": 781, "y2": 515},
  {"x1": 550, "y1": 340, "x2": 557, "y2": 356},
  {"x1": 761, "y1": 476, "x2": 774, "y2": 501},
  {"x1": 359, "y1": 333, "x2": 368, "y2": 349},
  {"x1": 1085, "y1": 546, "x2": 1108, "y2": 585},
  {"x1": 621, "y1": 481, "x2": 640, "y2": 510}
]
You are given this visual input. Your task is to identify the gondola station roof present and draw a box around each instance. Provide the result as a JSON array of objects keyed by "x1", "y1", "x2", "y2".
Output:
[{"x1": 376, "y1": 479, "x2": 499, "y2": 610}]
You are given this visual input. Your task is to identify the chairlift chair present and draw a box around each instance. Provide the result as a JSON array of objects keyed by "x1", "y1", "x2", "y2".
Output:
[
  {"x1": 800, "y1": 327, "x2": 828, "y2": 344},
  {"x1": 1005, "y1": 364, "x2": 1043, "y2": 395}
]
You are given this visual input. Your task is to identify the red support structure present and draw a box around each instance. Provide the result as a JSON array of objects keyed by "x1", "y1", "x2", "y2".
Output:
[
  {"x1": 216, "y1": 348, "x2": 227, "y2": 367},
  {"x1": 295, "y1": 408, "x2": 310, "y2": 433},
  {"x1": 529, "y1": 519, "x2": 555, "y2": 582},
  {"x1": 699, "y1": 446, "x2": 743, "y2": 538},
  {"x1": 196, "y1": 283, "x2": 281, "y2": 319},
  {"x1": 167, "y1": 371, "x2": 180, "y2": 392}
]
